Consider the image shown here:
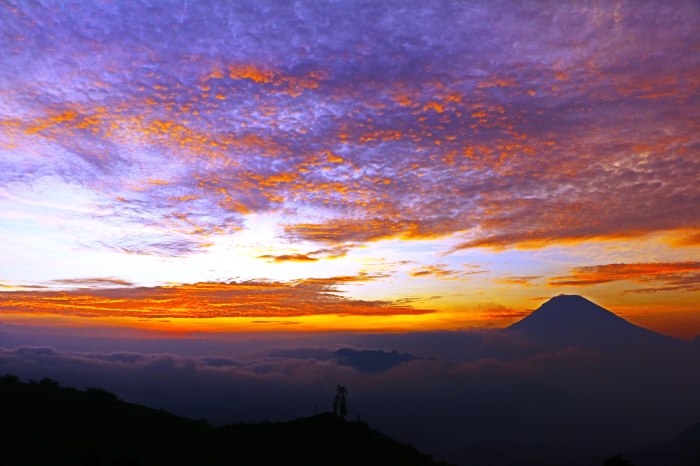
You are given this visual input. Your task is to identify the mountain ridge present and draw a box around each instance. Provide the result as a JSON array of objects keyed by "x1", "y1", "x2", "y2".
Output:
[{"x1": 0, "y1": 374, "x2": 451, "y2": 466}]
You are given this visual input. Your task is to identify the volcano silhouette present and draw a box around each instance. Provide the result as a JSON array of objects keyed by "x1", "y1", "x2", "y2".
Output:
[{"x1": 509, "y1": 295, "x2": 676, "y2": 350}]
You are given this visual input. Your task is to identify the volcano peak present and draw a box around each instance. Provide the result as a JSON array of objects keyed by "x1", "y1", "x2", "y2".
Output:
[{"x1": 508, "y1": 295, "x2": 673, "y2": 349}]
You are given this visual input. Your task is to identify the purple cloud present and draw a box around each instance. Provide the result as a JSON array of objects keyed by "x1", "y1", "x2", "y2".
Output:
[{"x1": 0, "y1": 0, "x2": 697, "y2": 256}]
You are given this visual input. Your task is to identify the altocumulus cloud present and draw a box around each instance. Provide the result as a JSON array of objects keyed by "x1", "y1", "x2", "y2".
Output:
[
  {"x1": 549, "y1": 261, "x2": 700, "y2": 293},
  {"x1": 0, "y1": 1, "x2": 697, "y2": 255}
]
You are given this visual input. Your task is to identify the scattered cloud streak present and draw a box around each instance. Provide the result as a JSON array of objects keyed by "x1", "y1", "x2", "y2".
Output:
[
  {"x1": 550, "y1": 261, "x2": 700, "y2": 292},
  {"x1": 409, "y1": 264, "x2": 486, "y2": 280},
  {"x1": 0, "y1": 275, "x2": 430, "y2": 320},
  {"x1": 49, "y1": 277, "x2": 134, "y2": 288},
  {"x1": 495, "y1": 275, "x2": 542, "y2": 286},
  {"x1": 257, "y1": 245, "x2": 352, "y2": 263}
]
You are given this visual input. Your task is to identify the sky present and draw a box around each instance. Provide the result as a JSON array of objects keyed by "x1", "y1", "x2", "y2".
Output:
[{"x1": 1, "y1": 0, "x2": 699, "y2": 338}]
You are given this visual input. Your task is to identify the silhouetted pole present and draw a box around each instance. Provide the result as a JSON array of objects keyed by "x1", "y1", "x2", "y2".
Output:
[{"x1": 333, "y1": 385, "x2": 348, "y2": 419}]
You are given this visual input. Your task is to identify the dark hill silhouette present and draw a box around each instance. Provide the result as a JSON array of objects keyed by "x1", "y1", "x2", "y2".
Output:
[
  {"x1": 508, "y1": 294, "x2": 678, "y2": 351},
  {"x1": 223, "y1": 413, "x2": 442, "y2": 466},
  {"x1": 627, "y1": 421, "x2": 700, "y2": 466},
  {"x1": 0, "y1": 374, "x2": 451, "y2": 466}
]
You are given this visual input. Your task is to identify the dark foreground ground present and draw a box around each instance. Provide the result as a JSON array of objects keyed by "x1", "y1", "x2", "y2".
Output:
[
  {"x1": 2, "y1": 374, "x2": 699, "y2": 466},
  {"x1": 0, "y1": 375, "x2": 451, "y2": 466}
]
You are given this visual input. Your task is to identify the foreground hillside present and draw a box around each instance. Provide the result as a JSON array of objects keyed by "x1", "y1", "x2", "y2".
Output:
[
  {"x1": 0, "y1": 375, "x2": 450, "y2": 466},
  {"x1": 629, "y1": 421, "x2": 700, "y2": 466}
]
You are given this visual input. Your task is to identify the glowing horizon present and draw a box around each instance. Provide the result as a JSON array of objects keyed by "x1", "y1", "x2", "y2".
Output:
[{"x1": 1, "y1": 1, "x2": 698, "y2": 338}]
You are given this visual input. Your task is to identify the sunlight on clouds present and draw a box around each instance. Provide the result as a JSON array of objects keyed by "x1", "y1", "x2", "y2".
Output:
[{"x1": 0, "y1": 0, "x2": 698, "y2": 336}]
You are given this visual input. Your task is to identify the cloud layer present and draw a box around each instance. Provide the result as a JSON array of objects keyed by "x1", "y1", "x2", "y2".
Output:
[
  {"x1": 1, "y1": 0, "x2": 698, "y2": 257},
  {"x1": 2, "y1": 332, "x2": 699, "y2": 464},
  {"x1": 0, "y1": 276, "x2": 430, "y2": 321},
  {"x1": 550, "y1": 261, "x2": 700, "y2": 292}
]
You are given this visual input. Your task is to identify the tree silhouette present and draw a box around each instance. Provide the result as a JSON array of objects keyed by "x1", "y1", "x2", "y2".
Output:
[
  {"x1": 333, "y1": 385, "x2": 348, "y2": 419},
  {"x1": 602, "y1": 454, "x2": 634, "y2": 466},
  {"x1": 0, "y1": 374, "x2": 20, "y2": 384},
  {"x1": 39, "y1": 377, "x2": 60, "y2": 389}
]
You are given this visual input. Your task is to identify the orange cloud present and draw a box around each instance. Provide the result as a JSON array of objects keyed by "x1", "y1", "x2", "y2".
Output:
[
  {"x1": 670, "y1": 229, "x2": 700, "y2": 247},
  {"x1": 475, "y1": 303, "x2": 530, "y2": 321},
  {"x1": 302, "y1": 272, "x2": 390, "y2": 285},
  {"x1": 257, "y1": 245, "x2": 351, "y2": 263},
  {"x1": 0, "y1": 275, "x2": 426, "y2": 322},
  {"x1": 219, "y1": 64, "x2": 325, "y2": 97},
  {"x1": 257, "y1": 253, "x2": 319, "y2": 262},
  {"x1": 227, "y1": 64, "x2": 275, "y2": 83},
  {"x1": 476, "y1": 77, "x2": 517, "y2": 88},
  {"x1": 410, "y1": 265, "x2": 457, "y2": 278},
  {"x1": 495, "y1": 276, "x2": 542, "y2": 286},
  {"x1": 549, "y1": 262, "x2": 700, "y2": 292},
  {"x1": 409, "y1": 264, "x2": 484, "y2": 280},
  {"x1": 284, "y1": 217, "x2": 459, "y2": 244}
]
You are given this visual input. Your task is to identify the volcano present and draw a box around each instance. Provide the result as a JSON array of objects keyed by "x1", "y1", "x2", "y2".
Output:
[{"x1": 509, "y1": 295, "x2": 677, "y2": 350}]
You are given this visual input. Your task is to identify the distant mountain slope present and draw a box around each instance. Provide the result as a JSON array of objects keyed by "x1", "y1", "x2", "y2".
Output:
[
  {"x1": 0, "y1": 375, "x2": 451, "y2": 466},
  {"x1": 267, "y1": 347, "x2": 418, "y2": 372},
  {"x1": 334, "y1": 348, "x2": 417, "y2": 372},
  {"x1": 508, "y1": 295, "x2": 678, "y2": 350}
]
